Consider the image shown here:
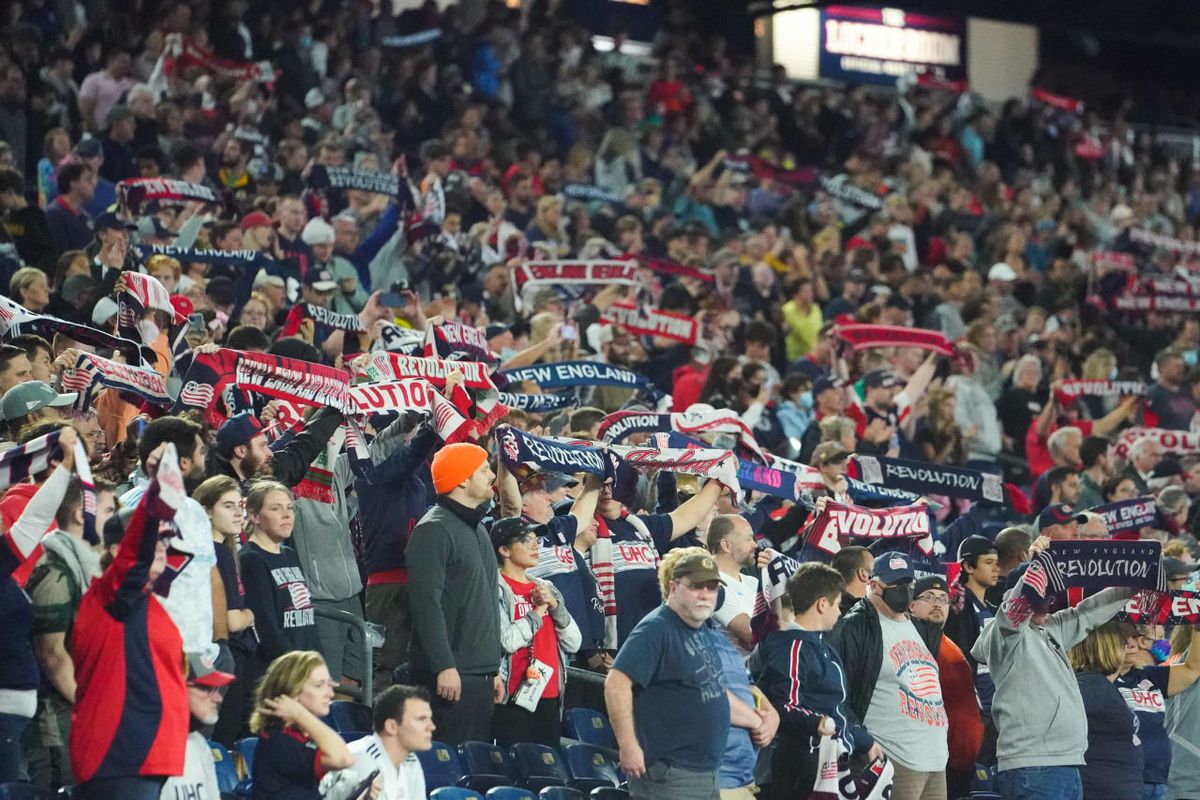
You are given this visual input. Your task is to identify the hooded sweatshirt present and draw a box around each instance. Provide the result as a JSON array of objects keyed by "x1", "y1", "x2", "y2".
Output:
[{"x1": 970, "y1": 575, "x2": 1135, "y2": 772}]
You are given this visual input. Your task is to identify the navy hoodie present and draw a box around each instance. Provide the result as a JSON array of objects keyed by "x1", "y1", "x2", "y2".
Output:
[{"x1": 754, "y1": 625, "x2": 873, "y2": 752}]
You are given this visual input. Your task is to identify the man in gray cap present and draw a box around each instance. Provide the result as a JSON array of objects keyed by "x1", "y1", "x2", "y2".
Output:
[
  {"x1": 607, "y1": 550, "x2": 766, "y2": 800},
  {"x1": 1, "y1": 381, "x2": 76, "y2": 440}
]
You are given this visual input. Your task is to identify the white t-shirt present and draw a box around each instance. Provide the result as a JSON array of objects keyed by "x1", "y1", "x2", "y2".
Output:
[
  {"x1": 862, "y1": 614, "x2": 948, "y2": 772},
  {"x1": 320, "y1": 733, "x2": 426, "y2": 800},
  {"x1": 160, "y1": 731, "x2": 220, "y2": 799},
  {"x1": 121, "y1": 485, "x2": 217, "y2": 661},
  {"x1": 713, "y1": 569, "x2": 759, "y2": 657}
]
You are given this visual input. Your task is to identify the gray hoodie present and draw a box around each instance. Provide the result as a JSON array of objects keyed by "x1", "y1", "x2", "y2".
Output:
[
  {"x1": 289, "y1": 416, "x2": 408, "y2": 602},
  {"x1": 971, "y1": 577, "x2": 1135, "y2": 772}
]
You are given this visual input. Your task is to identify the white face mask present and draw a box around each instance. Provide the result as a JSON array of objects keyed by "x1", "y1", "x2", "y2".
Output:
[{"x1": 137, "y1": 319, "x2": 160, "y2": 344}]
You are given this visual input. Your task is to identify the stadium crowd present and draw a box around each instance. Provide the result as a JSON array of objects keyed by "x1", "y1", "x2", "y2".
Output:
[{"x1": 2, "y1": 0, "x2": 1200, "y2": 799}]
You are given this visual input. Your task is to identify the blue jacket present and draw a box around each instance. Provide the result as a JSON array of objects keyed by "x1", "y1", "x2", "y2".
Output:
[
  {"x1": 357, "y1": 421, "x2": 438, "y2": 576},
  {"x1": 754, "y1": 626, "x2": 873, "y2": 752}
]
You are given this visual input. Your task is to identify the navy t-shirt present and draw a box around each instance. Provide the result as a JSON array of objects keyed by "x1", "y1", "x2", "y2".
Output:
[
  {"x1": 605, "y1": 512, "x2": 674, "y2": 645},
  {"x1": 214, "y1": 543, "x2": 255, "y2": 653},
  {"x1": 612, "y1": 606, "x2": 730, "y2": 772},
  {"x1": 1076, "y1": 670, "x2": 1143, "y2": 800},
  {"x1": 1115, "y1": 665, "x2": 1171, "y2": 785},
  {"x1": 253, "y1": 727, "x2": 324, "y2": 799}
]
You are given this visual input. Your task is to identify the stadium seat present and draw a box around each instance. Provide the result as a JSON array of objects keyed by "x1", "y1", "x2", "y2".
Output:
[
  {"x1": 508, "y1": 743, "x2": 570, "y2": 791},
  {"x1": 418, "y1": 740, "x2": 469, "y2": 790},
  {"x1": 235, "y1": 736, "x2": 258, "y2": 777},
  {"x1": 537, "y1": 789, "x2": 584, "y2": 800},
  {"x1": 459, "y1": 740, "x2": 518, "y2": 791},
  {"x1": 588, "y1": 789, "x2": 629, "y2": 800},
  {"x1": 485, "y1": 788, "x2": 536, "y2": 800},
  {"x1": 0, "y1": 784, "x2": 53, "y2": 800},
  {"x1": 338, "y1": 729, "x2": 371, "y2": 743},
  {"x1": 429, "y1": 789, "x2": 485, "y2": 800},
  {"x1": 561, "y1": 708, "x2": 616, "y2": 750},
  {"x1": 208, "y1": 739, "x2": 241, "y2": 794},
  {"x1": 562, "y1": 744, "x2": 619, "y2": 791},
  {"x1": 327, "y1": 700, "x2": 373, "y2": 732}
]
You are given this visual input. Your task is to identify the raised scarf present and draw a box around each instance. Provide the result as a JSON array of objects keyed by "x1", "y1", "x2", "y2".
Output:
[
  {"x1": 597, "y1": 407, "x2": 764, "y2": 460},
  {"x1": 833, "y1": 323, "x2": 959, "y2": 359},
  {"x1": 309, "y1": 165, "x2": 412, "y2": 202},
  {"x1": 1111, "y1": 427, "x2": 1200, "y2": 460},
  {"x1": 1119, "y1": 590, "x2": 1200, "y2": 626},
  {"x1": 1032, "y1": 87, "x2": 1084, "y2": 114},
  {"x1": 1023, "y1": 540, "x2": 1166, "y2": 607},
  {"x1": 500, "y1": 360, "x2": 663, "y2": 402},
  {"x1": 495, "y1": 424, "x2": 613, "y2": 481},
  {"x1": 1092, "y1": 497, "x2": 1161, "y2": 540},
  {"x1": 0, "y1": 295, "x2": 145, "y2": 366},
  {"x1": 600, "y1": 302, "x2": 699, "y2": 345},
  {"x1": 807, "y1": 500, "x2": 934, "y2": 557},
  {"x1": 497, "y1": 390, "x2": 576, "y2": 413},
  {"x1": 136, "y1": 243, "x2": 272, "y2": 269},
  {"x1": 1054, "y1": 379, "x2": 1146, "y2": 406},
  {"x1": 60, "y1": 350, "x2": 171, "y2": 409},
  {"x1": 424, "y1": 319, "x2": 497, "y2": 365},
  {"x1": 117, "y1": 177, "x2": 220, "y2": 215}
]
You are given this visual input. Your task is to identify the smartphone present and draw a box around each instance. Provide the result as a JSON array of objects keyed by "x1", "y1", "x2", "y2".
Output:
[
  {"x1": 560, "y1": 323, "x2": 578, "y2": 340},
  {"x1": 188, "y1": 312, "x2": 206, "y2": 332}
]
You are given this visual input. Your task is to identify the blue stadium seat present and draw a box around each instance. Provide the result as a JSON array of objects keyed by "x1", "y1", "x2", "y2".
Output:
[
  {"x1": 0, "y1": 784, "x2": 54, "y2": 800},
  {"x1": 537, "y1": 789, "x2": 584, "y2": 800},
  {"x1": 562, "y1": 744, "x2": 619, "y2": 792},
  {"x1": 233, "y1": 779, "x2": 253, "y2": 798},
  {"x1": 561, "y1": 708, "x2": 616, "y2": 750},
  {"x1": 208, "y1": 739, "x2": 241, "y2": 794},
  {"x1": 235, "y1": 736, "x2": 258, "y2": 777},
  {"x1": 418, "y1": 740, "x2": 469, "y2": 790},
  {"x1": 508, "y1": 743, "x2": 569, "y2": 791},
  {"x1": 338, "y1": 730, "x2": 371, "y2": 743},
  {"x1": 588, "y1": 789, "x2": 629, "y2": 800},
  {"x1": 459, "y1": 740, "x2": 517, "y2": 792},
  {"x1": 327, "y1": 700, "x2": 373, "y2": 732},
  {"x1": 485, "y1": 788, "x2": 536, "y2": 800},
  {"x1": 429, "y1": 789, "x2": 485, "y2": 800}
]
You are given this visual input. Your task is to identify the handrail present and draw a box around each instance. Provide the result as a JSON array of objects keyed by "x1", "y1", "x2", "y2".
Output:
[{"x1": 312, "y1": 606, "x2": 373, "y2": 705}]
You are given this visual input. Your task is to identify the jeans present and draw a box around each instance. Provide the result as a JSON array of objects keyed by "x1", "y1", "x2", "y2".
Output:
[
  {"x1": 1141, "y1": 784, "x2": 1167, "y2": 800},
  {"x1": 78, "y1": 776, "x2": 165, "y2": 800},
  {"x1": 996, "y1": 766, "x2": 1083, "y2": 800},
  {"x1": 0, "y1": 711, "x2": 30, "y2": 782}
]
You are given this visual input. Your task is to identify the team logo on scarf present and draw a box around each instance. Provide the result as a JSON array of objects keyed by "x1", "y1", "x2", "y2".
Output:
[
  {"x1": 495, "y1": 425, "x2": 613, "y2": 480},
  {"x1": 60, "y1": 351, "x2": 171, "y2": 409}
]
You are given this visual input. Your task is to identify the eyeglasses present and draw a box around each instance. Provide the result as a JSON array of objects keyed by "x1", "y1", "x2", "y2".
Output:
[
  {"x1": 507, "y1": 533, "x2": 538, "y2": 546},
  {"x1": 914, "y1": 594, "x2": 950, "y2": 607}
]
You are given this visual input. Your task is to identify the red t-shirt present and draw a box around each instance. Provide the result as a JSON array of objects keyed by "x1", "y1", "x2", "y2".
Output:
[
  {"x1": 1025, "y1": 419, "x2": 1092, "y2": 483},
  {"x1": 503, "y1": 574, "x2": 560, "y2": 699}
]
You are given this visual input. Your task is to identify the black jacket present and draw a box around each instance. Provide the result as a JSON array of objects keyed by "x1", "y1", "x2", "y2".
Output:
[
  {"x1": 944, "y1": 588, "x2": 995, "y2": 675},
  {"x1": 826, "y1": 597, "x2": 942, "y2": 726}
]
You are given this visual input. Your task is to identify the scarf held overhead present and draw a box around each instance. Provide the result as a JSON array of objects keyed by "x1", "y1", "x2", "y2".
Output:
[
  {"x1": 807, "y1": 500, "x2": 933, "y2": 556},
  {"x1": 1119, "y1": 590, "x2": 1200, "y2": 626},
  {"x1": 598, "y1": 407, "x2": 764, "y2": 460},
  {"x1": 610, "y1": 439, "x2": 740, "y2": 493},
  {"x1": 0, "y1": 295, "x2": 145, "y2": 367},
  {"x1": 495, "y1": 425, "x2": 613, "y2": 481},
  {"x1": 667, "y1": 432, "x2": 821, "y2": 502},
  {"x1": 511, "y1": 260, "x2": 642, "y2": 298},
  {"x1": 833, "y1": 324, "x2": 959, "y2": 360},
  {"x1": 136, "y1": 243, "x2": 273, "y2": 269},
  {"x1": 852, "y1": 454, "x2": 1004, "y2": 503},
  {"x1": 600, "y1": 302, "x2": 699, "y2": 345},
  {"x1": 1111, "y1": 427, "x2": 1200, "y2": 460},
  {"x1": 309, "y1": 165, "x2": 410, "y2": 201},
  {"x1": 1054, "y1": 379, "x2": 1147, "y2": 406},
  {"x1": 1092, "y1": 497, "x2": 1160, "y2": 540},
  {"x1": 117, "y1": 177, "x2": 220, "y2": 215},
  {"x1": 500, "y1": 360, "x2": 662, "y2": 401},
  {"x1": 1023, "y1": 540, "x2": 1166, "y2": 607},
  {"x1": 60, "y1": 351, "x2": 171, "y2": 408}
]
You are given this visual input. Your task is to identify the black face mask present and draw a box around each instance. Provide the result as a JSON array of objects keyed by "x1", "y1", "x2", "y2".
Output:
[{"x1": 881, "y1": 583, "x2": 914, "y2": 614}]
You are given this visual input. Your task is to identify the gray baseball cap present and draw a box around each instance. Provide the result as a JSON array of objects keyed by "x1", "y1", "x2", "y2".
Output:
[{"x1": 0, "y1": 381, "x2": 77, "y2": 422}]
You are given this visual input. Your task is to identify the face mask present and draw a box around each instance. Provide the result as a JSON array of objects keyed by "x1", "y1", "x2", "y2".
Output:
[
  {"x1": 1110, "y1": 366, "x2": 1119, "y2": 380},
  {"x1": 798, "y1": 390, "x2": 813, "y2": 410},
  {"x1": 301, "y1": 36, "x2": 314, "y2": 49},
  {"x1": 881, "y1": 583, "x2": 913, "y2": 614},
  {"x1": 137, "y1": 319, "x2": 160, "y2": 343},
  {"x1": 499, "y1": 346, "x2": 518, "y2": 362},
  {"x1": 693, "y1": 348, "x2": 712, "y2": 365}
]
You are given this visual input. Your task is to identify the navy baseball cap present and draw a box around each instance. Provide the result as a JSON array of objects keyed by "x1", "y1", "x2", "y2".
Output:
[
  {"x1": 1037, "y1": 504, "x2": 1087, "y2": 532},
  {"x1": 216, "y1": 412, "x2": 265, "y2": 456},
  {"x1": 863, "y1": 369, "x2": 900, "y2": 390},
  {"x1": 871, "y1": 551, "x2": 915, "y2": 584},
  {"x1": 813, "y1": 375, "x2": 844, "y2": 396},
  {"x1": 94, "y1": 210, "x2": 136, "y2": 231}
]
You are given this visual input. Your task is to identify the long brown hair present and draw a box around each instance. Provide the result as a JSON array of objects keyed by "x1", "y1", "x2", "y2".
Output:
[{"x1": 250, "y1": 651, "x2": 326, "y2": 733}]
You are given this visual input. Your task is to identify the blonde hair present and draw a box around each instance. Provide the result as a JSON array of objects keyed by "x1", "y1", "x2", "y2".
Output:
[
  {"x1": 1069, "y1": 622, "x2": 1125, "y2": 675},
  {"x1": 1082, "y1": 348, "x2": 1117, "y2": 381},
  {"x1": 10, "y1": 267, "x2": 45, "y2": 303},
  {"x1": 657, "y1": 546, "x2": 709, "y2": 601},
  {"x1": 250, "y1": 651, "x2": 326, "y2": 733},
  {"x1": 146, "y1": 253, "x2": 182, "y2": 281},
  {"x1": 819, "y1": 415, "x2": 855, "y2": 444},
  {"x1": 529, "y1": 311, "x2": 560, "y2": 344}
]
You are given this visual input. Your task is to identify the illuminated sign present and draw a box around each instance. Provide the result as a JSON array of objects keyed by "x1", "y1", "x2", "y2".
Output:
[{"x1": 819, "y1": 6, "x2": 965, "y2": 86}]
